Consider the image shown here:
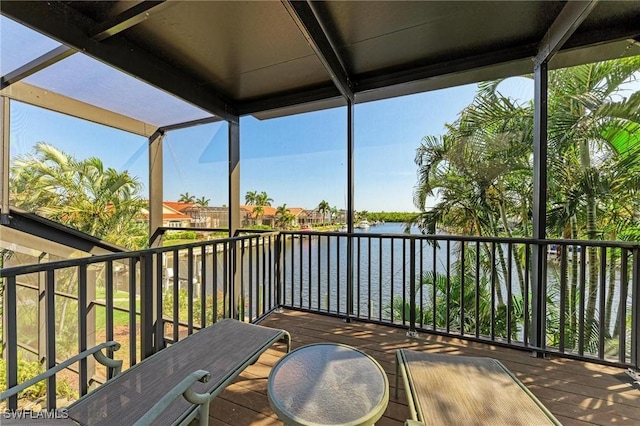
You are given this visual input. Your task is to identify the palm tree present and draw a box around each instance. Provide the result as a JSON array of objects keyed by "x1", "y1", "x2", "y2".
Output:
[
  {"x1": 245, "y1": 190, "x2": 258, "y2": 205},
  {"x1": 390, "y1": 255, "x2": 522, "y2": 339},
  {"x1": 178, "y1": 192, "x2": 196, "y2": 203},
  {"x1": 256, "y1": 191, "x2": 273, "y2": 206},
  {"x1": 317, "y1": 200, "x2": 330, "y2": 225},
  {"x1": 275, "y1": 204, "x2": 292, "y2": 229},
  {"x1": 544, "y1": 57, "x2": 640, "y2": 344},
  {"x1": 10, "y1": 142, "x2": 147, "y2": 250},
  {"x1": 10, "y1": 143, "x2": 149, "y2": 348},
  {"x1": 196, "y1": 196, "x2": 210, "y2": 206},
  {"x1": 411, "y1": 57, "x2": 640, "y2": 351},
  {"x1": 412, "y1": 85, "x2": 536, "y2": 306},
  {"x1": 253, "y1": 205, "x2": 264, "y2": 225}
]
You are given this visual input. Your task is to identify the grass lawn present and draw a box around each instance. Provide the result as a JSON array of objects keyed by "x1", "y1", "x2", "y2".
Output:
[
  {"x1": 163, "y1": 239, "x2": 198, "y2": 247},
  {"x1": 94, "y1": 288, "x2": 140, "y2": 330}
]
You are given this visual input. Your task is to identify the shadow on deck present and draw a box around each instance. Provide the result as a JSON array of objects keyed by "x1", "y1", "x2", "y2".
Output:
[{"x1": 209, "y1": 310, "x2": 640, "y2": 426}]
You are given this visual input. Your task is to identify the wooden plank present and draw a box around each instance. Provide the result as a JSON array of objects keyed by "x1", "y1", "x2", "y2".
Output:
[{"x1": 208, "y1": 310, "x2": 640, "y2": 425}]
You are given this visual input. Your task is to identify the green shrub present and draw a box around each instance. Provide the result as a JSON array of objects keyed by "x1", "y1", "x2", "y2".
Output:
[
  {"x1": 0, "y1": 358, "x2": 76, "y2": 401},
  {"x1": 164, "y1": 231, "x2": 197, "y2": 240},
  {"x1": 162, "y1": 288, "x2": 225, "y2": 324}
]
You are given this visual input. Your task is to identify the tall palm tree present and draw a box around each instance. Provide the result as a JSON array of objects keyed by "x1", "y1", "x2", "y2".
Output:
[
  {"x1": 253, "y1": 205, "x2": 264, "y2": 225},
  {"x1": 317, "y1": 200, "x2": 330, "y2": 224},
  {"x1": 412, "y1": 89, "x2": 534, "y2": 307},
  {"x1": 178, "y1": 192, "x2": 196, "y2": 203},
  {"x1": 276, "y1": 204, "x2": 289, "y2": 217},
  {"x1": 9, "y1": 144, "x2": 150, "y2": 354},
  {"x1": 245, "y1": 190, "x2": 258, "y2": 205},
  {"x1": 275, "y1": 204, "x2": 292, "y2": 229},
  {"x1": 256, "y1": 191, "x2": 273, "y2": 206},
  {"x1": 196, "y1": 196, "x2": 210, "y2": 206},
  {"x1": 11, "y1": 142, "x2": 147, "y2": 250},
  {"x1": 545, "y1": 57, "x2": 640, "y2": 344},
  {"x1": 411, "y1": 57, "x2": 640, "y2": 350}
]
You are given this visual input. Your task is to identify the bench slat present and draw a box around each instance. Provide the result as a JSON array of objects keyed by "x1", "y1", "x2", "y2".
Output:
[{"x1": 67, "y1": 319, "x2": 289, "y2": 425}]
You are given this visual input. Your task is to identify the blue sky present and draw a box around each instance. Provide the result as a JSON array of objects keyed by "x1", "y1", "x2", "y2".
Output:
[
  {"x1": 4, "y1": 13, "x2": 539, "y2": 213},
  {"x1": 10, "y1": 79, "x2": 534, "y2": 213},
  {"x1": 4, "y1": 11, "x2": 536, "y2": 213}
]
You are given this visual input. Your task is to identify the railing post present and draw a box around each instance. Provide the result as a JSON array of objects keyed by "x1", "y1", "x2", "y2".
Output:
[
  {"x1": 274, "y1": 234, "x2": 283, "y2": 311},
  {"x1": 140, "y1": 253, "x2": 156, "y2": 359},
  {"x1": 346, "y1": 235, "x2": 354, "y2": 322},
  {"x1": 86, "y1": 267, "x2": 97, "y2": 389},
  {"x1": 3, "y1": 276, "x2": 18, "y2": 410},
  {"x1": 407, "y1": 238, "x2": 418, "y2": 338},
  {"x1": 231, "y1": 239, "x2": 243, "y2": 320},
  {"x1": 631, "y1": 248, "x2": 640, "y2": 372},
  {"x1": 155, "y1": 253, "x2": 165, "y2": 351},
  {"x1": 531, "y1": 242, "x2": 547, "y2": 355},
  {"x1": 78, "y1": 265, "x2": 94, "y2": 395},
  {"x1": 38, "y1": 254, "x2": 47, "y2": 367},
  {"x1": 45, "y1": 270, "x2": 56, "y2": 410}
]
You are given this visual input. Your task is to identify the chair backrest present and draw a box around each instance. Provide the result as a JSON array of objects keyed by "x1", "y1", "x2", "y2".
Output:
[{"x1": 397, "y1": 350, "x2": 560, "y2": 425}]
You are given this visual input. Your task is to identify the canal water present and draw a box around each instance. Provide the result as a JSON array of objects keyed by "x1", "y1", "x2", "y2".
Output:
[{"x1": 166, "y1": 222, "x2": 628, "y2": 332}]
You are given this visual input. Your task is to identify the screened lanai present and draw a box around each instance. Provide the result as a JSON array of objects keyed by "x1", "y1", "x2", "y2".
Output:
[
  {"x1": 1, "y1": 2, "x2": 640, "y2": 424},
  {"x1": 2, "y1": 0, "x2": 639, "y2": 250}
]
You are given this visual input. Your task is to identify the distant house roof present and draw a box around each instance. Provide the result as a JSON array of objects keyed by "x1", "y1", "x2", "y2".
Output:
[
  {"x1": 288, "y1": 208, "x2": 304, "y2": 217},
  {"x1": 140, "y1": 202, "x2": 192, "y2": 222},
  {"x1": 241, "y1": 205, "x2": 277, "y2": 216},
  {"x1": 240, "y1": 206, "x2": 307, "y2": 217},
  {"x1": 164, "y1": 201, "x2": 196, "y2": 213}
]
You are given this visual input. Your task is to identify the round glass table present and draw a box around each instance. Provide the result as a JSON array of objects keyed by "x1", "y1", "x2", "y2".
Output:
[{"x1": 267, "y1": 343, "x2": 389, "y2": 426}]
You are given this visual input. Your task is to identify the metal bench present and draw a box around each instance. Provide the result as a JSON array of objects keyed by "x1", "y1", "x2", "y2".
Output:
[
  {"x1": 2, "y1": 319, "x2": 290, "y2": 426},
  {"x1": 395, "y1": 349, "x2": 560, "y2": 425}
]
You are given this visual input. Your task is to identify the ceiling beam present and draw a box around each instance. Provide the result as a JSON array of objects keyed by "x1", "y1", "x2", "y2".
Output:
[
  {"x1": 90, "y1": 1, "x2": 171, "y2": 42},
  {"x1": 282, "y1": 1, "x2": 354, "y2": 102},
  {"x1": 238, "y1": 84, "x2": 342, "y2": 117},
  {"x1": 1, "y1": 82, "x2": 157, "y2": 137},
  {"x1": 563, "y1": 19, "x2": 640, "y2": 51},
  {"x1": 354, "y1": 43, "x2": 538, "y2": 95},
  {"x1": 534, "y1": 0, "x2": 599, "y2": 67},
  {"x1": 241, "y1": 21, "x2": 640, "y2": 119},
  {"x1": 159, "y1": 116, "x2": 223, "y2": 133},
  {"x1": 1, "y1": 0, "x2": 239, "y2": 123},
  {"x1": 1, "y1": 45, "x2": 75, "y2": 89},
  {"x1": 1, "y1": 2, "x2": 172, "y2": 90}
]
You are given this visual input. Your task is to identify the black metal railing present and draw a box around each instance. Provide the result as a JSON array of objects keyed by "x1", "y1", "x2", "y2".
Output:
[
  {"x1": 0, "y1": 232, "x2": 279, "y2": 410},
  {"x1": 279, "y1": 231, "x2": 639, "y2": 369},
  {"x1": 1, "y1": 229, "x2": 638, "y2": 411}
]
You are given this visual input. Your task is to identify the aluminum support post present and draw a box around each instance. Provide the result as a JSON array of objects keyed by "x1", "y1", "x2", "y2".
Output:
[
  {"x1": 345, "y1": 101, "x2": 355, "y2": 322},
  {"x1": 0, "y1": 97, "x2": 9, "y2": 223},
  {"x1": 229, "y1": 120, "x2": 242, "y2": 319},
  {"x1": 531, "y1": 62, "x2": 548, "y2": 356},
  {"x1": 148, "y1": 131, "x2": 164, "y2": 248}
]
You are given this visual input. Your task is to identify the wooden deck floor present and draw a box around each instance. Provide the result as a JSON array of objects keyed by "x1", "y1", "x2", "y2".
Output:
[{"x1": 208, "y1": 310, "x2": 640, "y2": 425}]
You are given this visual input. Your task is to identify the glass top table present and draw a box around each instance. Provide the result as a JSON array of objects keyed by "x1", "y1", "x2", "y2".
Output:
[{"x1": 267, "y1": 343, "x2": 389, "y2": 426}]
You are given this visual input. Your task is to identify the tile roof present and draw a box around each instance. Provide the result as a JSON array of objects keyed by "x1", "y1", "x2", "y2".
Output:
[{"x1": 164, "y1": 201, "x2": 195, "y2": 212}]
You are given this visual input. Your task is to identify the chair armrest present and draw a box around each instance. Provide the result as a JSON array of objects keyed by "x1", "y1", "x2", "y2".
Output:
[
  {"x1": 0, "y1": 341, "x2": 122, "y2": 401},
  {"x1": 132, "y1": 370, "x2": 211, "y2": 426}
]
